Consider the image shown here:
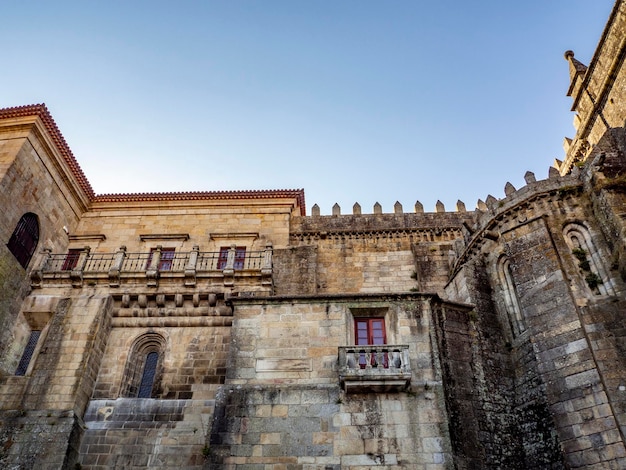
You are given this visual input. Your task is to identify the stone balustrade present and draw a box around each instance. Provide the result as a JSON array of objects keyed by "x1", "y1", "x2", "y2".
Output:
[
  {"x1": 338, "y1": 344, "x2": 412, "y2": 393},
  {"x1": 30, "y1": 244, "x2": 273, "y2": 289}
]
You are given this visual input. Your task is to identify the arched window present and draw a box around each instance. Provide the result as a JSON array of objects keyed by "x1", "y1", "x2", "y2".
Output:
[
  {"x1": 137, "y1": 351, "x2": 159, "y2": 398},
  {"x1": 497, "y1": 256, "x2": 525, "y2": 337},
  {"x1": 563, "y1": 223, "x2": 615, "y2": 296},
  {"x1": 120, "y1": 333, "x2": 166, "y2": 398},
  {"x1": 7, "y1": 213, "x2": 39, "y2": 268}
]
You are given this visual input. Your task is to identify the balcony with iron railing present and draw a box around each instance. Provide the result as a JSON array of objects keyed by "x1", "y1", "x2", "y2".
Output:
[
  {"x1": 30, "y1": 244, "x2": 273, "y2": 289},
  {"x1": 338, "y1": 345, "x2": 411, "y2": 393}
]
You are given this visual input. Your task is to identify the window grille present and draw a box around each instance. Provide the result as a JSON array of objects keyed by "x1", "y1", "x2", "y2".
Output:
[
  {"x1": 15, "y1": 330, "x2": 41, "y2": 376},
  {"x1": 7, "y1": 213, "x2": 39, "y2": 268}
]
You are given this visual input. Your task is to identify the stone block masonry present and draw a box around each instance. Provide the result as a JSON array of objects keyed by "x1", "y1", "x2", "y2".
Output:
[
  {"x1": 208, "y1": 384, "x2": 452, "y2": 469},
  {"x1": 3, "y1": 4, "x2": 626, "y2": 467}
]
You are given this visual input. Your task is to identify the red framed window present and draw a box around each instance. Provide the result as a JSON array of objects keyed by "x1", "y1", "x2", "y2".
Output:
[
  {"x1": 148, "y1": 248, "x2": 175, "y2": 271},
  {"x1": 62, "y1": 249, "x2": 82, "y2": 271},
  {"x1": 217, "y1": 246, "x2": 246, "y2": 270},
  {"x1": 7, "y1": 213, "x2": 39, "y2": 268},
  {"x1": 355, "y1": 318, "x2": 386, "y2": 346},
  {"x1": 354, "y1": 317, "x2": 387, "y2": 368}
]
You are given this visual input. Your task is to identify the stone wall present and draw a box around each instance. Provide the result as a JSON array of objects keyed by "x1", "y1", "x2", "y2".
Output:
[
  {"x1": 76, "y1": 199, "x2": 296, "y2": 253},
  {"x1": 444, "y1": 145, "x2": 626, "y2": 468},
  {"x1": 0, "y1": 293, "x2": 111, "y2": 468},
  {"x1": 92, "y1": 296, "x2": 232, "y2": 401},
  {"x1": 440, "y1": 261, "x2": 564, "y2": 469},
  {"x1": 208, "y1": 295, "x2": 454, "y2": 468},
  {"x1": 78, "y1": 398, "x2": 211, "y2": 469},
  {"x1": 286, "y1": 212, "x2": 471, "y2": 295},
  {"x1": 0, "y1": 128, "x2": 86, "y2": 375}
]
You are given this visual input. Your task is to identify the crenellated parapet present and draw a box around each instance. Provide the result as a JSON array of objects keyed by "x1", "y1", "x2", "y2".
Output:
[
  {"x1": 310, "y1": 199, "x2": 471, "y2": 216},
  {"x1": 451, "y1": 167, "x2": 583, "y2": 276},
  {"x1": 290, "y1": 210, "x2": 475, "y2": 244}
]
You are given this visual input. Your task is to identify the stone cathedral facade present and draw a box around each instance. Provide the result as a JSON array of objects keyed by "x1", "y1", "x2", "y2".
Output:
[{"x1": 2, "y1": 2, "x2": 626, "y2": 469}]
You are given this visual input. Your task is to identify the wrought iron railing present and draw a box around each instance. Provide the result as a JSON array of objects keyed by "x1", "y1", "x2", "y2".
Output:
[
  {"x1": 84, "y1": 252, "x2": 116, "y2": 272},
  {"x1": 32, "y1": 244, "x2": 273, "y2": 288}
]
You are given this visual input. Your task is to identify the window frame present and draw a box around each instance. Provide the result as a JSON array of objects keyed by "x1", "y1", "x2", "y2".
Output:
[
  {"x1": 62, "y1": 249, "x2": 82, "y2": 271},
  {"x1": 147, "y1": 247, "x2": 176, "y2": 271},
  {"x1": 217, "y1": 246, "x2": 246, "y2": 270},
  {"x1": 7, "y1": 213, "x2": 39, "y2": 268},
  {"x1": 120, "y1": 332, "x2": 166, "y2": 398},
  {"x1": 354, "y1": 317, "x2": 387, "y2": 346},
  {"x1": 354, "y1": 317, "x2": 387, "y2": 368}
]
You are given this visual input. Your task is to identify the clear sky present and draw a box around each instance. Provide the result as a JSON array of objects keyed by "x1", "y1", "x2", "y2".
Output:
[{"x1": 2, "y1": 1, "x2": 616, "y2": 215}]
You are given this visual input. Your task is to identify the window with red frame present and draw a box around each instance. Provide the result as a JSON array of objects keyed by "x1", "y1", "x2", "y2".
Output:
[
  {"x1": 354, "y1": 317, "x2": 387, "y2": 368},
  {"x1": 147, "y1": 248, "x2": 175, "y2": 271},
  {"x1": 62, "y1": 249, "x2": 82, "y2": 271},
  {"x1": 217, "y1": 246, "x2": 246, "y2": 270}
]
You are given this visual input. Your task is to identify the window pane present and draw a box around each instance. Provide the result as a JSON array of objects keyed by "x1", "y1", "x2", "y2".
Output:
[
  {"x1": 62, "y1": 249, "x2": 81, "y2": 271},
  {"x1": 217, "y1": 247, "x2": 229, "y2": 270},
  {"x1": 217, "y1": 247, "x2": 246, "y2": 270},
  {"x1": 159, "y1": 249, "x2": 175, "y2": 271},
  {"x1": 137, "y1": 352, "x2": 159, "y2": 398},
  {"x1": 234, "y1": 247, "x2": 246, "y2": 270},
  {"x1": 354, "y1": 318, "x2": 386, "y2": 345},
  {"x1": 147, "y1": 248, "x2": 175, "y2": 271}
]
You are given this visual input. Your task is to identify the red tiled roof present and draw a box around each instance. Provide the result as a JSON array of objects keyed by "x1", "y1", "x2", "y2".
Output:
[
  {"x1": 0, "y1": 104, "x2": 96, "y2": 199},
  {"x1": 94, "y1": 189, "x2": 306, "y2": 215},
  {"x1": 0, "y1": 105, "x2": 306, "y2": 215}
]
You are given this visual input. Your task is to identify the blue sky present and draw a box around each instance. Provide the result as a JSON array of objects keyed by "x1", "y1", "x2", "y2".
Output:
[{"x1": 2, "y1": 1, "x2": 615, "y2": 215}]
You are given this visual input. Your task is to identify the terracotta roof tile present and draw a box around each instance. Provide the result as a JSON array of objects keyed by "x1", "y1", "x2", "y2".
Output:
[
  {"x1": 93, "y1": 189, "x2": 306, "y2": 215},
  {"x1": 0, "y1": 104, "x2": 95, "y2": 199}
]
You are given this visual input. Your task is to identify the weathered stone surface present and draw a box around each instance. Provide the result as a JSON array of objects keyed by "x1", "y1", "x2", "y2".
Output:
[{"x1": 2, "y1": 4, "x2": 626, "y2": 469}]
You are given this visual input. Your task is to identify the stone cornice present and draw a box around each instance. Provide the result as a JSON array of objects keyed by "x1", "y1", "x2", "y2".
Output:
[{"x1": 93, "y1": 189, "x2": 306, "y2": 215}]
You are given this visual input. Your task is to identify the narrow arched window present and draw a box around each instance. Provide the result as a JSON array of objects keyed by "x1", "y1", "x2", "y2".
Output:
[
  {"x1": 498, "y1": 256, "x2": 525, "y2": 337},
  {"x1": 563, "y1": 223, "x2": 615, "y2": 296},
  {"x1": 120, "y1": 333, "x2": 166, "y2": 398},
  {"x1": 137, "y1": 351, "x2": 159, "y2": 398},
  {"x1": 7, "y1": 213, "x2": 39, "y2": 268}
]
